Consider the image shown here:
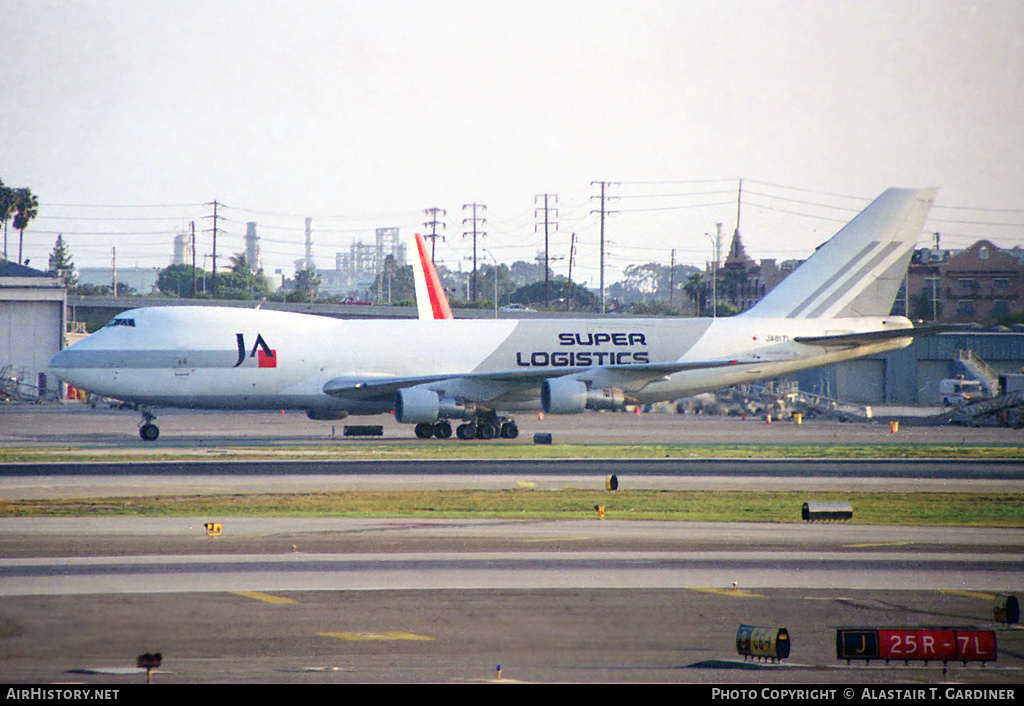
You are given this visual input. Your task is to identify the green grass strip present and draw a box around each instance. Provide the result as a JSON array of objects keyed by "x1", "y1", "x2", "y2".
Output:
[{"x1": 2, "y1": 490, "x2": 1021, "y2": 527}]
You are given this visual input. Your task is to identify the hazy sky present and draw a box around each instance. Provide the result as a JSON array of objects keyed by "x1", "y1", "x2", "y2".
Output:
[{"x1": 2, "y1": 0, "x2": 1023, "y2": 283}]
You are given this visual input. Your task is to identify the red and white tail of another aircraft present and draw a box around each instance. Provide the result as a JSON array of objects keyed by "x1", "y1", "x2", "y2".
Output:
[
  {"x1": 411, "y1": 232, "x2": 453, "y2": 321},
  {"x1": 50, "y1": 187, "x2": 943, "y2": 442}
]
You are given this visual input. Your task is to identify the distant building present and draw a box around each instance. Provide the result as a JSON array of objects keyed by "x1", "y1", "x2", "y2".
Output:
[
  {"x1": 244, "y1": 222, "x2": 263, "y2": 273},
  {"x1": 77, "y1": 267, "x2": 159, "y2": 295},
  {"x1": 794, "y1": 329, "x2": 1024, "y2": 404},
  {"x1": 902, "y1": 240, "x2": 1024, "y2": 324},
  {"x1": 303, "y1": 218, "x2": 315, "y2": 272},
  {"x1": 172, "y1": 232, "x2": 192, "y2": 265},
  {"x1": 943, "y1": 240, "x2": 1023, "y2": 323},
  {"x1": 0, "y1": 261, "x2": 65, "y2": 400},
  {"x1": 713, "y1": 230, "x2": 796, "y2": 313},
  {"x1": 320, "y1": 227, "x2": 406, "y2": 297}
]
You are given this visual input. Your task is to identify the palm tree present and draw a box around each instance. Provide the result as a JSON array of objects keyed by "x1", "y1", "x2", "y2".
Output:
[
  {"x1": 0, "y1": 180, "x2": 15, "y2": 261},
  {"x1": 13, "y1": 188, "x2": 39, "y2": 265}
]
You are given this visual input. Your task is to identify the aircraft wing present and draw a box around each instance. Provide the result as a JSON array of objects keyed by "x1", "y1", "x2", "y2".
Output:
[
  {"x1": 793, "y1": 324, "x2": 961, "y2": 347},
  {"x1": 322, "y1": 359, "x2": 740, "y2": 401}
]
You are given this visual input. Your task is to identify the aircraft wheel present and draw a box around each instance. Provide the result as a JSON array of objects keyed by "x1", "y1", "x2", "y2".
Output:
[
  {"x1": 139, "y1": 424, "x2": 160, "y2": 441},
  {"x1": 500, "y1": 421, "x2": 519, "y2": 439},
  {"x1": 433, "y1": 420, "x2": 452, "y2": 438},
  {"x1": 456, "y1": 423, "x2": 476, "y2": 440},
  {"x1": 414, "y1": 423, "x2": 435, "y2": 439},
  {"x1": 477, "y1": 421, "x2": 499, "y2": 440}
]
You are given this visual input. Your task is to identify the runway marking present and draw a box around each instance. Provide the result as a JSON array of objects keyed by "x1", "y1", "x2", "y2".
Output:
[
  {"x1": 842, "y1": 541, "x2": 915, "y2": 548},
  {"x1": 517, "y1": 481, "x2": 536, "y2": 488},
  {"x1": 941, "y1": 590, "x2": 997, "y2": 601},
  {"x1": 318, "y1": 631, "x2": 434, "y2": 641},
  {"x1": 523, "y1": 537, "x2": 591, "y2": 543},
  {"x1": 232, "y1": 590, "x2": 296, "y2": 604},
  {"x1": 688, "y1": 587, "x2": 763, "y2": 597}
]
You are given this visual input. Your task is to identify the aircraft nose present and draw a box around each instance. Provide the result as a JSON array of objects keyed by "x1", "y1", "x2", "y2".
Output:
[
  {"x1": 49, "y1": 348, "x2": 73, "y2": 372},
  {"x1": 48, "y1": 348, "x2": 83, "y2": 383}
]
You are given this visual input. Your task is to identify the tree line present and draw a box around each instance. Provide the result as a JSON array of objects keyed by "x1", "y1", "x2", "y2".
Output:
[{"x1": 45, "y1": 231, "x2": 727, "y2": 314}]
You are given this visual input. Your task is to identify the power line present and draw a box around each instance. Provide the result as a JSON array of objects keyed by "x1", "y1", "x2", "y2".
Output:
[
  {"x1": 423, "y1": 207, "x2": 447, "y2": 263},
  {"x1": 590, "y1": 181, "x2": 618, "y2": 314},
  {"x1": 535, "y1": 194, "x2": 558, "y2": 306},
  {"x1": 461, "y1": 203, "x2": 486, "y2": 301}
]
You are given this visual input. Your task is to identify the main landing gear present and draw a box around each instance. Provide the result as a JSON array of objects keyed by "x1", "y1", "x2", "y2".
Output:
[
  {"x1": 414, "y1": 413, "x2": 518, "y2": 441},
  {"x1": 138, "y1": 410, "x2": 160, "y2": 441}
]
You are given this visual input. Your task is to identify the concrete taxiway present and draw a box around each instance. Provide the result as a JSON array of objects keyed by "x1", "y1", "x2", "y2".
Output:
[{"x1": 2, "y1": 401, "x2": 1023, "y2": 448}]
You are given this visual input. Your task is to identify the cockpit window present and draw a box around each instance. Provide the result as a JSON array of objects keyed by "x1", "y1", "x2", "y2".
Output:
[{"x1": 105, "y1": 317, "x2": 136, "y2": 328}]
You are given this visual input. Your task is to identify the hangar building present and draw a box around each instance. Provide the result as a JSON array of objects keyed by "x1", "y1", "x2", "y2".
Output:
[
  {"x1": 0, "y1": 261, "x2": 66, "y2": 400},
  {"x1": 795, "y1": 330, "x2": 1024, "y2": 404}
]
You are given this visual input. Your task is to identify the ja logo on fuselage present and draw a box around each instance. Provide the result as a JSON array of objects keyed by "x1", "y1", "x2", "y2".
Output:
[{"x1": 234, "y1": 333, "x2": 277, "y2": 368}]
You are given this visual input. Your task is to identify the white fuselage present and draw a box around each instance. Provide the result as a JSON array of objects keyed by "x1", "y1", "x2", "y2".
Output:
[{"x1": 49, "y1": 306, "x2": 913, "y2": 416}]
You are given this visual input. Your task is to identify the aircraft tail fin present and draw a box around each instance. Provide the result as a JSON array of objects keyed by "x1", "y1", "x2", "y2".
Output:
[
  {"x1": 411, "y1": 232, "x2": 453, "y2": 320},
  {"x1": 744, "y1": 187, "x2": 936, "y2": 319}
]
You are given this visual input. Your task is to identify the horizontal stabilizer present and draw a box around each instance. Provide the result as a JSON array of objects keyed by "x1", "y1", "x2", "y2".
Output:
[{"x1": 794, "y1": 324, "x2": 959, "y2": 347}]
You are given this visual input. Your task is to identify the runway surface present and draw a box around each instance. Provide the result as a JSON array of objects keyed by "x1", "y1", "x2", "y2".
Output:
[
  {"x1": 0, "y1": 517, "x2": 1021, "y2": 684},
  {"x1": 0, "y1": 406, "x2": 1022, "y2": 684},
  {"x1": 2, "y1": 518, "x2": 1022, "y2": 593}
]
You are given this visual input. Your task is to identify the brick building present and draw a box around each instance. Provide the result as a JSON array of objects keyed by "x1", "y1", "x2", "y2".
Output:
[{"x1": 902, "y1": 240, "x2": 1024, "y2": 324}]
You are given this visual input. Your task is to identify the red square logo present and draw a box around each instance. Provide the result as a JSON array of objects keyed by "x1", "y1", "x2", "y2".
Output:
[{"x1": 258, "y1": 349, "x2": 277, "y2": 368}]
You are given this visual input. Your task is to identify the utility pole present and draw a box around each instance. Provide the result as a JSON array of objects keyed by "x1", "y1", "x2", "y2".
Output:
[
  {"x1": 707, "y1": 224, "x2": 722, "y2": 318},
  {"x1": 567, "y1": 232, "x2": 577, "y2": 312},
  {"x1": 462, "y1": 203, "x2": 486, "y2": 301},
  {"x1": 669, "y1": 249, "x2": 676, "y2": 308},
  {"x1": 205, "y1": 200, "x2": 220, "y2": 295},
  {"x1": 933, "y1": 232, "x2": 940, "y2": 322},
  {"x1": 423, "y1": 208, "x2": 447, "y2": 264},
  {"x1": 734, "y1": 178, "x2": 743, "y2": 241},
  {"x1": 111, "y1": 247, "x2": 117, "y2": 298},
  {"x1": 590, "y1": 182, "x2": 617, "y2": 313},
  {"x1": 903, "y1": 271, "x2": 909, "y2": 317},
  {"x1": 535, "y1": 194, "x2": 558, "y2": 306},
  {"x1": 714, "y1": 223, "x2": 722, "y2": 318},
  {"x1": 190, "y1": 221, "x2": 196, "y2": 297}
]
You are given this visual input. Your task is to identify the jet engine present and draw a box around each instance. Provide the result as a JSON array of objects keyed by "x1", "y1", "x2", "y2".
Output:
[
  {"x1": 541, "y1": 378, "x2": 627, "y2": 414},
  {"x1": 306, "y1": 409, "x2": 350, "y2": 420},
  {"x1": 394, "y1": 388, "x2": 475, "y2": 424}
]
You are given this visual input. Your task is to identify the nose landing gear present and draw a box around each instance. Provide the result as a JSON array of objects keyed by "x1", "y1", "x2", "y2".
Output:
[{"x1": 138, "y1": 410, "x2": 159, "y2": 441}]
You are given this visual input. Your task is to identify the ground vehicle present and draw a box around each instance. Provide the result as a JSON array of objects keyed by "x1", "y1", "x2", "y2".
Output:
[{"x1": 939, "y1": 378, "x2": 986, "y2": 406}]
